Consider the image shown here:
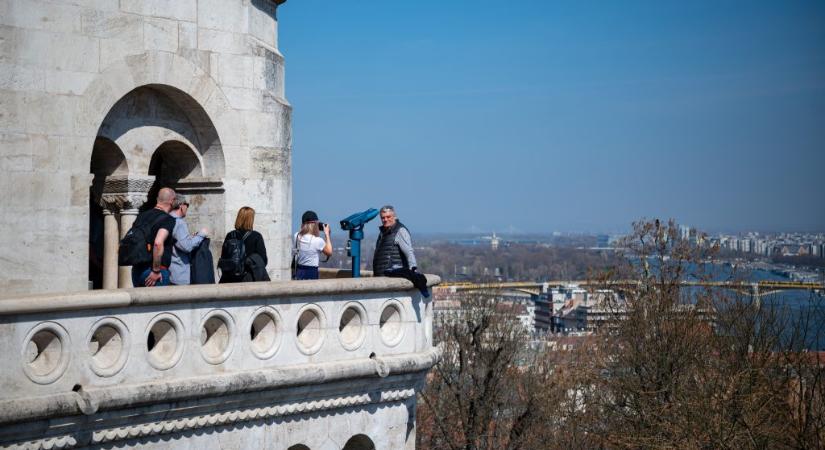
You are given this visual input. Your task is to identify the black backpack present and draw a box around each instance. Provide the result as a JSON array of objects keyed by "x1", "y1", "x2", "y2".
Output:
[
  {"x1": 218, "y1": 230, "x2": 251, "y2": 277},
  {"x1": 118, "y1": 213, "x2": 168, "y2": 266}
]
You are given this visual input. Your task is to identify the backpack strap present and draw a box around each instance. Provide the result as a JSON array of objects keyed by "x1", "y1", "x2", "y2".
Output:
[
  {"x1": 295, "y1": 233, "x2": 311, "y2": 254},
  {"x1": 231, "y1": 230, "x2": 252, "y2": 240}
]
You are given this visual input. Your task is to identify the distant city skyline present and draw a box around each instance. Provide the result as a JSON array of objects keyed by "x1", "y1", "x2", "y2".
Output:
[
  {"x1": 280, "y1": 0, "x2": 825, "y2": 234},
  {"x1": 408, "y1": 228, "x2": 825, "y2": 238}
]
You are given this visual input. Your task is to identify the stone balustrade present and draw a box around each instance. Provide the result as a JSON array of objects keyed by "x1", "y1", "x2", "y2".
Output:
[{"x1": 0, "y1": 276, "x2": 439, "y2": 450}]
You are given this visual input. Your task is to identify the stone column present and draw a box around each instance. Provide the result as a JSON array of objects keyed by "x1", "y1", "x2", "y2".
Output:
[
  {"x1": 117, "y1": 209, "x2": 142, "y2": 288},
  {"x1": 100, "y1": 175, "x2": 155, "y2": 288},
  {"x1": 101, "y1": 209, "x2": 119, "y2": 290}
]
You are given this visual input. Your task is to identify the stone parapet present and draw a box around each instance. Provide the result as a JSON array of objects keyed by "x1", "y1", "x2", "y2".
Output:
[
  {"x1": 0, "y1": 276, "x2": 439, "y2": 449},
  {"x1": 0, "y1": 276, "x2": 438, "y2": 313}
]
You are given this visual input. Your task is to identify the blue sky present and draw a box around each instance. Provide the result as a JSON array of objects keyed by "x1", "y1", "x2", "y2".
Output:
[{"x1": 279, "y1": 0, "x2": 825, "y2": 234}]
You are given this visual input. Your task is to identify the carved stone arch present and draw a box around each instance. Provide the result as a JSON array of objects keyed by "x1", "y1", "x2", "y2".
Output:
[
  {"x1": 96, "y1": 84, "x2": 223, "y2": 180},
  {"x1": 76, "y1": 50, "x2": 240, "y2": 182},
  {"x1": 342, "y1": 434, "x2": 376, "y2": 450},
  {"x1": 80, "y1": 51, "x2": 235, "y2": 288}
]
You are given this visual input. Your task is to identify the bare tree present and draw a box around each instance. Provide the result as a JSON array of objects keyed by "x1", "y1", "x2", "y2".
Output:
[
  {"x1": 417, "y1": 290, "x2": 595, "y2": 450},
  {"x1": 586, "y1": 219, "x2": 825, "y2": 449},
  {"x1": 419, "y1": 219, "x2": 825, "y2": 449}
]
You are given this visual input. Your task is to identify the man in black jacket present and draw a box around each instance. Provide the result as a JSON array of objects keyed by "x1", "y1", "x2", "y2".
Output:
[
  {"x1": 373, "y1": 205, "x2": 429, "y2": 297},
  {"x1": 373, "y1": 205, "x2": 416, "y2": 274}
]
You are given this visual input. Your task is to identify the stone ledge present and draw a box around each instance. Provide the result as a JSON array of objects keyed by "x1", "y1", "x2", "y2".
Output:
[
  {"x1": 0, "y1": 347, "x2": 441, "y2": 425},
  {"x1": 319, "y1": 268, "x2": 374, "y2": 278},
  {"x1": 0, "y1": 274, "x2": 441, "y2": 315}
]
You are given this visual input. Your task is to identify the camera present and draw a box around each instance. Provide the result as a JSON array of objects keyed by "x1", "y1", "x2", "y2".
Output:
[{"x1": 318, "y1": 222, "x2": 326, "y2": 230}]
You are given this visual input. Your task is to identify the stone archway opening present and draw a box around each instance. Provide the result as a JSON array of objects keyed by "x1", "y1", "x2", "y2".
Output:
[
  {"x1": 342, "y1": 434, "x2": 376, "y2": 450},
  {"x1": 149, "y1": 140, "x2": 202, "y2": 183},
  {"x1": 145, "y1": 140, "x2": 203, "y2": 210},
  {"x1": 89, "y1": 137, "x2": 127, "y2": 290},
  {"x1": 90, "y1": 84, "x2": 225, "y2": 289},
  {"x1": 90, "y1": 137, "x2": 128, "y2": 175},
  {"x1": 97, "y1": 84, "x2": 224, "y2": 179}
]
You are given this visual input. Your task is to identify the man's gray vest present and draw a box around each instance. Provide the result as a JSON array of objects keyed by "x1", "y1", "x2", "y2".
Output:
[{"x1": 373, "y1": 221, "x2": 408, "y2": 275}]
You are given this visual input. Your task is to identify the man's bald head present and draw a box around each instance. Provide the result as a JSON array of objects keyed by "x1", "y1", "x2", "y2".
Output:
[{"x1": 156, "y1": 187, "x2": 176, "y2": 212}]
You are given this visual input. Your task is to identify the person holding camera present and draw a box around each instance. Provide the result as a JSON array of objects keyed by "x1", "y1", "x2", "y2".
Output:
[{"x1": 293, "y1": 210, "x2": 332, "y2": 280}]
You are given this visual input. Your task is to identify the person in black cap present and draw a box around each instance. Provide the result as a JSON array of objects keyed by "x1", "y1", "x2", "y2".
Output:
[{"x1": 293, "y1": 210, "x2": 332, "y2": 280}]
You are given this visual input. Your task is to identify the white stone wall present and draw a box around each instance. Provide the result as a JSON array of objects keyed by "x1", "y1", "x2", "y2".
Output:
[
  {"x1": 0, "y1": 277, "x2": 438, "y2": 449},
  {"x1": 0, "y1": 0, "x2": 292, "y2": 294}
]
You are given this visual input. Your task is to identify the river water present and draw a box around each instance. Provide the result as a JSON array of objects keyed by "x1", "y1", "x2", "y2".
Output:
[{"x1": 684, "y1": 262, "x2": 825, "y2": 349}]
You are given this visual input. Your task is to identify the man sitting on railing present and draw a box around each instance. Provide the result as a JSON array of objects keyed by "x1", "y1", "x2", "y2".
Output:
[{"x1": 373, "y1": 205, "x2": 429, "y2": 297}]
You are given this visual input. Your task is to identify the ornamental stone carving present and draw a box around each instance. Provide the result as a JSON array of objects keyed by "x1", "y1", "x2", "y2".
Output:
[
  {"x1": 97, "y1": 175, "x2": 156, "y2": 213},
  {"x1": 0, "y1": 388, "x2": 417, "y2": 450}
]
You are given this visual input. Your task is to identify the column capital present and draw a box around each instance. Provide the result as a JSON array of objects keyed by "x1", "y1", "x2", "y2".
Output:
[
  {"x1": 100, "y1": 193, "x2": 147, "y2": 213},
  {"x1": 98, "y1": 175, "x2": 156, "y2": 213}
]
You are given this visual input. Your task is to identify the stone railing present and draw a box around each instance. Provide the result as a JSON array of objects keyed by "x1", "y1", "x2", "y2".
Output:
[{"x1": 0, "y1": 276, "x2": 439, "y2": 449}]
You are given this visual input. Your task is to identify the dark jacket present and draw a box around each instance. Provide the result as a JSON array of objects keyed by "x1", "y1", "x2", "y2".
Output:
[
  {"x1": 373, "y1": 221, "x2": 408, "y2": 275},
  {"x1": 384, "y1": 267, "x2": 430, "y2": 298},
  {"x1": 219, "y1": 229, "x2": 268, "y2": 283},
  {"x1": 244, "y1": 253, "x2": 271, "y2": 282},
  {"x1": 189, "y1": 238, "x2": 215, "y2": 285}
]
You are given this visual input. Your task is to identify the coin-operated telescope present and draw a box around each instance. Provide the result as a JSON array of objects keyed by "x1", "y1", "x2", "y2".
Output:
[{"x1": 339, "y1": 208, "x2": 379, "y2": 278}]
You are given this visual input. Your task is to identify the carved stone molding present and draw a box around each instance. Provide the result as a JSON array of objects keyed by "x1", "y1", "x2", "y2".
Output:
[
  {"x1": 99, "y1": 193, "x2": 145, "y2": 213},
  {"x1": 97, "y1": 175, "x2": 155, "y2": 213},
  {"x1": 1, "y1": 388, "x2": 416, "y2": 450},
  {"x1": 172, "y1": 178, "x2": 225, "y2": 195},
  {"x1": 102, "y1": 175, "x2": 156, "y2": 194}
]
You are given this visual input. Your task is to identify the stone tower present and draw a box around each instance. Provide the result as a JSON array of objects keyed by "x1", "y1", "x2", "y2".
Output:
[
  {"x1": 0, "y1": 0, "x2": 293, "y2": 294},
  {"x1": 0, "y1": 2, "x2": 441, "y2": 449}
]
